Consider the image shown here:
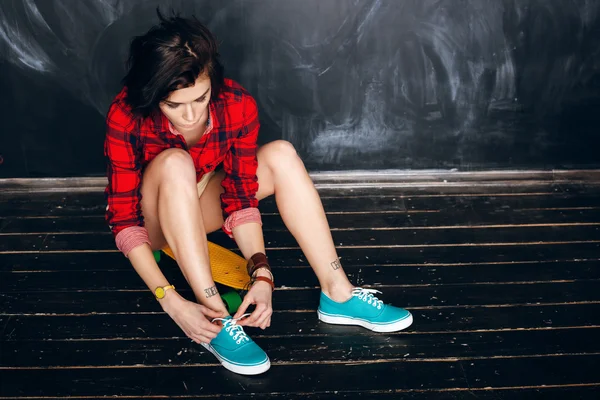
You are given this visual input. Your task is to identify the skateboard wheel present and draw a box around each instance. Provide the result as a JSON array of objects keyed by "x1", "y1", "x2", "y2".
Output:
[
  {"x1": 153, "y1": 250, "x2": 161, "y2": 263},
  {"x1": 221, "y1": 291, "x2": 243, "y2": 314}
]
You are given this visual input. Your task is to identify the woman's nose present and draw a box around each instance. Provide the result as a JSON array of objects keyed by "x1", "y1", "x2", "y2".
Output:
[{"x1": 183, "y1": 105, "x2": 195, "y2": 122}]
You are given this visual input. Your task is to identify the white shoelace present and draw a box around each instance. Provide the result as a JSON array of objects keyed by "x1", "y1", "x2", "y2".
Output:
[
  {"x1": 352, "y1": 288, "x2": 384, "y2": 310},
  {"x1": 211, "y1": 314, "x2": 251, "y2": 345}
]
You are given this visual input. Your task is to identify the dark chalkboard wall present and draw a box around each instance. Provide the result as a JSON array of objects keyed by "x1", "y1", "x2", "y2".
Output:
[{"x1": 1, "y1": 0, "x2": 599, "y2": 178}]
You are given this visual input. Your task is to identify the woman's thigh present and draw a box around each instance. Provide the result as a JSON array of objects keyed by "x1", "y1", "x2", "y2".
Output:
[
  {"x1": 141, "y1": 144, "x2": 277, "y2": 247},
  {"x1": 199, "y1": 145, "x2": 276, "y2": 234},
  {"x1": 198, "y1": 169, "x2": 226, "y2": 234},
  {"x1": 140, "y1": 148, "x2": 197, "y2": 250}
]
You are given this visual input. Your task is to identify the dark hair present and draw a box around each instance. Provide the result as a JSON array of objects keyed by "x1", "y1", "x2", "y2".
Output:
[{"x1": 122, "y1": 9, "x2": 224, "y2": 118}]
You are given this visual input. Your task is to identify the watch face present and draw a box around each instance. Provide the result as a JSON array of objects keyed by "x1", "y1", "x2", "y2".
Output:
[{"x1": 155, "y1": 287, "x2": 165, "y2": 298}]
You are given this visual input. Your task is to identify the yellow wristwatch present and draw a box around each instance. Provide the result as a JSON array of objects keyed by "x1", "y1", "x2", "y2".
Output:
[{"x1": 154, "y1": 284, "x2": 175, "y2": 299}]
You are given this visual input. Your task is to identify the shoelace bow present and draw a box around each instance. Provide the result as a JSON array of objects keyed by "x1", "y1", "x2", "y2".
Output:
[
  {"x1": 352, "y1": 287, "x2": 384, "y2": 309},
  {"x1": 212, "y1": 314, "x2": 251, "y2": 345}
]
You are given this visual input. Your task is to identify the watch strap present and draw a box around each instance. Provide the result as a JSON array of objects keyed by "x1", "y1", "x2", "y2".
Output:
[{"x1": 155, "y1": 284, "x2": 175, "y2": 299}]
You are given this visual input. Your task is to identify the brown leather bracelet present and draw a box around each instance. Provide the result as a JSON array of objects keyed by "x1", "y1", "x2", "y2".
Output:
[
  {"x1": 252, "y1": 267, "x2": 274, "y2": 283},
  {"x1": 247, "y1": 252, "x2": 271, "y2": 277},
  {"x1": 252, "y1": 276, "x2": 275, "y2": 291}
]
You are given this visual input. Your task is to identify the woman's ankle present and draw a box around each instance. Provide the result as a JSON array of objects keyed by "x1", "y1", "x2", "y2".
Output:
[{"x1": 321, "y1": 280, "x2": 354, "y2": 303}]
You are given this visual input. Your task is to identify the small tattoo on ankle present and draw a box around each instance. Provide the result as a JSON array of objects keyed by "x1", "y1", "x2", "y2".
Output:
[
  {"x1": 204, "y1": 286, "x2": 218, "y2": 298},
  {"x1": 331, "y1": 259, "x2": 342, "y2": 270}
]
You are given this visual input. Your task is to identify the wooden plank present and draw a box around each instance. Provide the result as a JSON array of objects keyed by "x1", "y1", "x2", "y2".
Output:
[
  {"x1": 1, "y1": 224, "x2": 597, "y2": 252},
  {"x1": 3, "y1": 260, "x2": 599, "y2": 292},
  {"x1": 402, "y1": 194, "x2": 600, "y2": 212},
  {"x1": 1, "y1": 225, "x2": 597, "y2": 253},
  {"x1": 4, "y1": 208, "x2": 600, "y2": 234},
  {"x1": 264, "y1": 243, "x2": 600, "y2": 267},
  {"x1": 0, "y1": 192, "x2": 407, "y2": 217},
  {"x1": 2, "y1": 303, "x2": 599, "y2": 341},
  {"x1": 1, "y1": 186, "x2": 599, "y2": 399},
  {"x1": 215, "y1": 225, "x2": 600, "y2": 249},
  {"x1": 2, "y1": 242, "x2": 600, "y2": 271},
  {"x1": 310, "y1": 170, "x2": 600, "y2": 183},
  {"x1": 5, "y1": 190, "x2": 600, "y2": 218},
  {"x1": 2, "y1": 327, "x2": 599, "y2": 367},
  {"x1": 0, "y1": 234, "x2": 45, "y2": 253},
  {"x1": 0, "y1": 361, "x2": 467, "y2": 396},
  {"x1": 3, "y1": 170, "x2": 599, "y2": 188},
  {"x1": 2, "y1": 178, "x2": 589, "y2": 199},
  {"x1": 313, "y1": 181, "x2": 600, "y2": 195},
  {"x1": 0, "y1": 355, "x2": 598, "y2": 397},
  {"x1": 4, "y1": 179, "x2": 600, "y2": 203},
  {"x1": 1, "y1": 386, "x2": 598, "y2": 400},
  {"x1": 2, "y1": 281, "x2": 600, "y2": 314},
  {"x1": 4, "y1": 177, "x2": 595, "y2": 201},
  {"x1": 462, "y1": 354, "x2": 600, "y2": 388}
]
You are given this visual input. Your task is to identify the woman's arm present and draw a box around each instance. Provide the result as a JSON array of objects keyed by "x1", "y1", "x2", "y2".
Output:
[
  {"x1": 219, "y1": 94, "x2": 261, "y2": 227},
  {"x1": 231, "y1": 222, "x2": 264, "y2": 259},
  {"x1": 219, "y1": 93, "x2": 273, "y2": 328},
  {"x1": 105, "y1": 103, "x2": 176, "y2": 305},
  {"x1": 105, "y1": 101, "x2": 221, "y2": 342},
  {"x1": 231, "y1": 221, "x2": 273, "y2": 329},
  {"x1": 104, "y1": 102, "x2": 149, "y2": 255}
]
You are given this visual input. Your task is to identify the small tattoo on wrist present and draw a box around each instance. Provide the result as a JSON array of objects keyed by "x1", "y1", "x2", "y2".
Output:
[
  {"x1": 204, "y1": 286, "x2": 218, "y2": 298},
  {"x1": 331, "y1": 259, "x2": 342, "y2": 270}
]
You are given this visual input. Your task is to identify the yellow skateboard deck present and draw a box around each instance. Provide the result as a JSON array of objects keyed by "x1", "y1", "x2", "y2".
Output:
[{"x1": 161, "y1": 241, "x2": 251, "y2": 290}]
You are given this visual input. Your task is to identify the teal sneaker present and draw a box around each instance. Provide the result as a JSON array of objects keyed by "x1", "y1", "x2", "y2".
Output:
[
  {"x1": 201, "y1": 315, "x2": 270, "y2": 375},
  {"x1": 317, "y1": 287, "x2": 413, "y2": 332}
]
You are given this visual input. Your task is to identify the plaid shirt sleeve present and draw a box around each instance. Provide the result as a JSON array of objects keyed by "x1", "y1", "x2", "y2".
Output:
[
  {"x1": 104, "y1": 101, "x2": 150, "y2": 255},
  {"x1": 220, "y1": 94, "x2": 260, "y2": 220}
]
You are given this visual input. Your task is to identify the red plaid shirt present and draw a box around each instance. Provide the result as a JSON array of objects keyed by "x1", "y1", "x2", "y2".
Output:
[{"x1": 104, "y1": 79, "x2": 261, "y2": 255}]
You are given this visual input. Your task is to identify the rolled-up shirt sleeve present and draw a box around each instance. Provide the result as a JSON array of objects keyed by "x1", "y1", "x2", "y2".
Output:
[
  {"x1": 220, "y1": 95, "x2": 262, "y2": 236},
  {"x1": 104, "y1": 103, "x2": 150, "y2": 256}
]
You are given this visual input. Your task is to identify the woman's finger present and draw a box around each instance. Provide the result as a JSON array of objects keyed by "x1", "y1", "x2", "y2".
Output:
[
  {"x1": 189, "y1": 334, "x2": 201, "y2": 344},
  {"x1": 259, "y1": 318, "x2": 270, "y2": 330},
  {"x1": 200, "y1": 320, "x2": 222, "y2": 335},
  {"x1": 191, "y1": 320, "x2": 220, "y2": 338},
  {"x1": 200, "y1": 305, "x2": 226, "y2": 319},
  {"x1": 198, "y1": 336, "x2": 213, "y2": 344},
  {"x1": 191, "y1": 332, "x2": 214, "y2": 344},
  {"x1": 256, "y1": 310, "x2": 272, "y2": 329},
  {"x1": 233, "y1": 296, "x2": 254, "y2": 320},
  {"x1": 243, "y1": 305, "x2": 266, "y2": 327}
]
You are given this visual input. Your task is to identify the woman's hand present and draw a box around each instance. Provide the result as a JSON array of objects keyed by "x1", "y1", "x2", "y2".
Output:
[
  {"x1": 234, "y1": 280, "x2": 273, "y2": 329},
  {"x1": 161, "y1": 291, "x2": 225, "y2": 344}
]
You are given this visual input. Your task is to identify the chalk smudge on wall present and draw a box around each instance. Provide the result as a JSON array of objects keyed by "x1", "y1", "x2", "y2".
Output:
[{"x1": 1, "y1": 0, "x2": 599, "y2": 171}]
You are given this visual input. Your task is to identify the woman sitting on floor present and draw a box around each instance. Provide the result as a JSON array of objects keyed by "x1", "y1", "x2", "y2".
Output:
[{"x1": 104, "y1": 10, "x2": 412, "y2": 376}]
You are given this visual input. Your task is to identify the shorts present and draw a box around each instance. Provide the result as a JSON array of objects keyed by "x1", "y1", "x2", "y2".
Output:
[{"x1": 197, "y1": 171, "x2": 216, "y2": 197}]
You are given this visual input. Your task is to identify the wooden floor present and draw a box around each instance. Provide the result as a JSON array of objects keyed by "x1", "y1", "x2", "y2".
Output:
[{"x1": 1, "y1": 175, "x2": 600, "y2": 399}]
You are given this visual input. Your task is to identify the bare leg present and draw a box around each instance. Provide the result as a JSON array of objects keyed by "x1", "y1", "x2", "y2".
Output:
[
  {"x1": 200, "y1": 140, "x2": 354, "y2": 302},
  {"x1": 256, "y1": 141, "x2": 354, "y2": 301},
  {"x1": 141, "y1": 148, "x2": 228, "y2": 315}
]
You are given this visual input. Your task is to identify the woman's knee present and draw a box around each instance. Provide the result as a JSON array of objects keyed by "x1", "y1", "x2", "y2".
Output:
[
  {"x1": 150, "y1": 148, "x2": 196, "y2": 181},
  {"x1": 261, "y1": 140, "x2": 303, "y2": 171}
]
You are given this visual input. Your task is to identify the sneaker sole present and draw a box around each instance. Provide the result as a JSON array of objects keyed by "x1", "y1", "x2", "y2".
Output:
[
  {"x1": 201, "y1": 343, "x2": 270, "y2": 375},
  {"x1": 317, "y1": 310, "x2": 413, "y2": 332}
]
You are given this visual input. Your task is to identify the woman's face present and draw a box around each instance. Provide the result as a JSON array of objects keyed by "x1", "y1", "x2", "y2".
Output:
[{"x1": 159, "y1": 73, "x2": 211, "y2": 133}]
